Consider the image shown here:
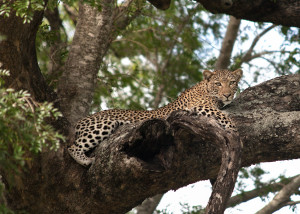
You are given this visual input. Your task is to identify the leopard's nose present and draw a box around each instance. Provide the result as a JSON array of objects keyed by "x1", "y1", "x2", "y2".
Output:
[{"x1": 223, "y1": 93, "x2": 231, "y2": 99}]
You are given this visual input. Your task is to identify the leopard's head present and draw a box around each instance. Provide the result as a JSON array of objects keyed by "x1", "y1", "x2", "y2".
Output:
[{"x1": 203, "y1": 69, "x2": 243, "y2": 105}]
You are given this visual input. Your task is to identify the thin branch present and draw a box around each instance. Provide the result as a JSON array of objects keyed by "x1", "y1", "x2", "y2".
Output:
[
  {"x1": 286, "y1": 200, "x2": 300, "y2": 206},
  {"x1": 256, "y1": 175, "x2": 300, "y2": 214},
  {"x1": 235, "y1": 24, "x2": 277, "y2": 68},
  {"x1": 113, "y1": 38, "x2": 150, "y2": 54},
  {"x1": 63, "y1": 3, "x2": 78, "y2": 25},
  {"x1": 227, "y1": 175, "x2": 299, "y2": 208},
  {"x1": 260, "y1": 57, "x2": 281, "y2": 74},
  {"x1": 244, "y1": 50, "x2": 291, "y2": 62},
  {"x1": 136, "y1": 194, "x2": 164, "y2": 214},
  {"x1": 247, "y1": 24, "x2": 277, "y2": 55}
]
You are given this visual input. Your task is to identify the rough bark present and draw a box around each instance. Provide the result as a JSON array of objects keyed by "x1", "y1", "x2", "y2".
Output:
[
  {"x1": 57, "y1": 2, "x2": 115, "y2": 126},
  {"x1": 195, "y1": 0, "x2": 300, "y2": 28},
  {"x1": 85, "y1": 110, "x2": 241, "y2": 214},
  {"x1": 215, "y1": 16, "x2": 240, "y2": 70},
  {"x1": 226, "y1": 74, "x2": 300, "y2": 165},
  {"x1": 57, "y1": 0, "x2": 142, "y2": 127}
]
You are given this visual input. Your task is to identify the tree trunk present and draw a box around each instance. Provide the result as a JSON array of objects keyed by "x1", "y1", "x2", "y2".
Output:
[
  {"x1": 0, "y1": 5, "x2": 56, "y2": 103},
  {"x1": 57, "y1": 2, "x2": 115, "y2": 126}
]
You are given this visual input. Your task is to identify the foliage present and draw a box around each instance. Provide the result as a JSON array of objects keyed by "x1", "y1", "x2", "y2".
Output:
[
  {"x1": 155, "y1": 202, "x2": 204, "y2": 214},
  {"x1": 92, "y1": 1, "x2": 211, "y2": 111},
  {"x1": 0, "y1": 70, "x2": 65, "y2": 185},
  {"x1": 0, "y1": 0, "x2": 46, "y2": 23}
]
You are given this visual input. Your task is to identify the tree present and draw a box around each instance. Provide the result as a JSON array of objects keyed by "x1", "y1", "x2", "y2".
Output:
[{"x1": 0, "y1": 0, "x2": 299, "y2": 213}]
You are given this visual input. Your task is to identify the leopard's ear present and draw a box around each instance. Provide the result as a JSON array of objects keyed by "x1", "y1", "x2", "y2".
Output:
[
  {"x1": 233, "y1": 69, "x2": 243, "y2": 81},
  {"x1": 203, "y1": 70, "x2": 214, "y2": 80}
]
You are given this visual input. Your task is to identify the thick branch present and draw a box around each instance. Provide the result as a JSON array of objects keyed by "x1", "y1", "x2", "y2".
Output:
[
  {"x1": 4, "y1": 72, "x2": 300, "y2": 214},
  {"x1": 57, "y1": 0, "x2": 143, "y2": 127},
  {"x1": 57, "y1": 2, "x2": 115, "y2": 126},
  {"x1": 226, "y1": 74, "x2": 300, "y2": 165},
  {"x1": 195, "y1": 0, "x2": 300, "y2": 27},
  {"x1": 87, "y1": 111, "x2": 241, "y2": 214}
]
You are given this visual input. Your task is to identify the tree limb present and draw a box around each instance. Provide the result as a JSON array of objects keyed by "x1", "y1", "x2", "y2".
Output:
[
  {"x1": 215, "y1": 16, "x2": 241, "y2": 70},
  {"x1": 227, "y1": 175, "x2": 300, "y2": 208},
  {"x1": 3, "y1": 73, "x2": 299, "y2": 214},
  {"x1": 57, "y1": 0, "x2": 143, "y2": 127},
  {"x1": 146, "y1": 0, "x2": 300, "y2": 27},
  {"x1": 195, "y1": 0, "x2": 300, "y2": 28},
  {"x1": 256, "y1": 175, "x2": 300, "y2": 214},
  {"x1": 235, "y1": 24, "x2": 277, "y2": 68},
  {"x1": 136, "y1": 194, "x2": 164, "y2": 214},
  {"x1": 57, "y1": 1, "x2": 116, "y2": 126}
]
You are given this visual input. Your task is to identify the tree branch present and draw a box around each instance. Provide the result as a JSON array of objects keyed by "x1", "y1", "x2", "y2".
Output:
[
  {"x1": 227, "y1": 175, "x2": 300, "y2": 207},
  {"x1": 44, "y1": 7, "x2": 66, "y2": 83},
  {"x1": 57, "y1": 0, "x2": 142, "y2": 127},
  {"x1": 235, "y1": 24, "x2": 277, "y2": 68},
  {"x1": 4, "y1": 72, "x2": 300, "y2": 214},
  {"x1": 57, "y1": 1, "x2": 116, "y2": 126},
  {"x1": 215, "y1": 16, "x2": 241, "y2": 70},
  {"x1": 256, "y1": 175, "x2": 300, "y2": 214},
  {"x1": 195, "y1": 0, "x2": 300, "y2": 27},
  {"x1": 136, "y1": 194, "x2": 164, "y2": 214}
]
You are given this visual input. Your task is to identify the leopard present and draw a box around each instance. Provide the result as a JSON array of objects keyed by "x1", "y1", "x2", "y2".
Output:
[{"x1": 68, "y1": 69, "x2": 243, "y2": 167}]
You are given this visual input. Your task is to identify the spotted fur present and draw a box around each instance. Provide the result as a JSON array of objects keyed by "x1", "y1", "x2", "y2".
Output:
[{"x1": 68, "y1": 69, "x2": 243, "y2": 166}]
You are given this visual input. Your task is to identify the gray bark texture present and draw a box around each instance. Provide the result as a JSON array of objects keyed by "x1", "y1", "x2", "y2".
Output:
[
  {"x1": 57, "y1": 0, "x2": 142, "y2": 127},
  {"x1": 57, "y1": 2, "x2": 115, "y2": 127},
  {"x1": 227, "y1": 74, "x2": 300, "y2": 165}
]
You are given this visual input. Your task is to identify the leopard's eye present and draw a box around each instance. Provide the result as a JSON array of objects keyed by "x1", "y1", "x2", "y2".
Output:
[
  {"x1": 215, "y1": 82, "x2": 221, "y2": 86},
  {"x1": 230, "y1": 81, "x2": 236, "y2": 85}
]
